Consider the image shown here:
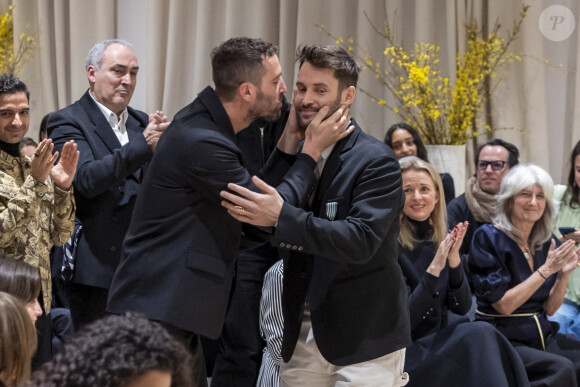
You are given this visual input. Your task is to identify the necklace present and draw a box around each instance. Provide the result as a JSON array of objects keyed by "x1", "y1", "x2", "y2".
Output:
[{"x1": 522, "y1": 246, "x2": 531, "y2": 260}]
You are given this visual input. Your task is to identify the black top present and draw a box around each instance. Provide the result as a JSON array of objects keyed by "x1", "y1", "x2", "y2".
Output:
[{"x1": 397, "y1": 219, "x2": 472, "y2": 340}]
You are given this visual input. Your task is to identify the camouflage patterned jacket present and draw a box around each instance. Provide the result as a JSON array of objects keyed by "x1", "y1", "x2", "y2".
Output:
[{"x1": 0, "y1": 150, "x2": 75, "y2": 312}]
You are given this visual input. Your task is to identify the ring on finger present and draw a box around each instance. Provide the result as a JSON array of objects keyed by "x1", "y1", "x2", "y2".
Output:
[{"x1": 234, "y1": 205, "x2": 245, "y2": 216}]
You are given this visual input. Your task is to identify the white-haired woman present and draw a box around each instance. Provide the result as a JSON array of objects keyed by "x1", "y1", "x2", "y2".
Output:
[{"x1": 469, "y1": 164, "x2": 580, "y2": 386}]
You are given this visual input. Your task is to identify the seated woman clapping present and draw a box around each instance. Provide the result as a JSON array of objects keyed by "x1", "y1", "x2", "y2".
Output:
[
  {"x1": 469, "y1": 164, "x2": 580, "y2": 386},
  {"x1": 398, "y1": 157, "x2": 529, "y2": 387}
]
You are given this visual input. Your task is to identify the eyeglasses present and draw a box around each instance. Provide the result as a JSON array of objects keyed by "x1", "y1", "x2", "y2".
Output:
[{"x1": 477, "y1": 160, "x2": 507, "y2": 171}]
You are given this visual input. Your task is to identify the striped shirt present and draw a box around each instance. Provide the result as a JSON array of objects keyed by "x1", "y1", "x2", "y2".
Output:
[{"x1": 257, "y1": 260, "x2": 284, "y2": 387}]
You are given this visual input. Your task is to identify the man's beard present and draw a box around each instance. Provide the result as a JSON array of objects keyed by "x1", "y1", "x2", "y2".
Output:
[
  {"x1": 296, "y1": 93, "x2": 342, "y2": 131},
  {"x1": 247, "y1": 88, "x2": 283, "y2": 122}
]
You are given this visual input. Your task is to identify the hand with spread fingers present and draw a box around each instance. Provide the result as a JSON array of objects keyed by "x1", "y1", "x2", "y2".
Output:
[
  {"x1": 220, "y1": 176, "x2": 283, "y2": 227},
  {"x1": 50, "y1": 140, "x2": 80, "y2": 190},
  {"x1": 30, "y1": 139, "x2": 59, "y2": 183}
]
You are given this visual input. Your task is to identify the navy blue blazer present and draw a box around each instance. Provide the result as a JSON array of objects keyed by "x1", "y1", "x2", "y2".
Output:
[
  {"x1": 107, "y1": 87, "x2": 318, "y2": 338},
  {"x1": 48, "y1": 91, "x2": 152, "y2": 289},
  {"x1": 276, "y1": 121, "x2": 412, "y2": 366}
]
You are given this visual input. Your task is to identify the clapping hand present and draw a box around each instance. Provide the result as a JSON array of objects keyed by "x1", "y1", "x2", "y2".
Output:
[
  {"x1": 143, "y1": 110, "x2": 170, "y2": 151},
  {"x1": 30, "y1": 139, "x2": 59, "y2": 184},
  {"x1": 50, "y1": 140, "x2": 79, "y2": 190}
]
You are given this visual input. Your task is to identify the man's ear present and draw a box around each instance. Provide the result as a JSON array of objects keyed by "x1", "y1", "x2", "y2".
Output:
[
  {"x1": 341, "y1": 86, "x2": 356, "y2": 106},
  {"x1": 87, "y1": 65, "x2": 97, "y2": 84},
  {"x1": 239, "y1": 82, "x2": 255, "y2": 103}
]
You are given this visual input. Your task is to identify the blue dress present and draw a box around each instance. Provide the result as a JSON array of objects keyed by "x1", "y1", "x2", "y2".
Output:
[{"x1": 470, "y1": 224, "x2": 580, "y2": 386}]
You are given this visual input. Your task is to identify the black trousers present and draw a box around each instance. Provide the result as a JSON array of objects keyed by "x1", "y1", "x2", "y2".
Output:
[
  {"x1": 159, "y1": 321, "x2": 208, "y2": 387},
  {"x1": 31, "y1": 292, "x2": 51, "y2": 370},
  {"x1": 65, "y1": 281, "x2": 109, "y2": 331},
  {"x1": 210, "y1": 246, "x2": 278, "y2": 387},
  {"x1": 513, "y1": 332, "x2": 580, "y2": 387}
]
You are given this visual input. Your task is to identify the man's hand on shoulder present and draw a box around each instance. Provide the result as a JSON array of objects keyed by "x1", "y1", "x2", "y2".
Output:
[{"x1": 143, "y1": 110, "x2": 170, "y2": 151}]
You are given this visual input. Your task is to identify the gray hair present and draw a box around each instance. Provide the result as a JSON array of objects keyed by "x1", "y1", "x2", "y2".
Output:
[
  {"x1": 494, "y1": 164, "x2": 558, "y2": 251},
  {"x1": 85, "y1": 39, "x2": 134, "y2": 71}
]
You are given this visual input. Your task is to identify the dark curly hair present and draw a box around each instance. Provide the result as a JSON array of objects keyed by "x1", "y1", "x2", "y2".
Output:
[{"x1": 29, "y1": 313, "x2": 193, "y2": 387}]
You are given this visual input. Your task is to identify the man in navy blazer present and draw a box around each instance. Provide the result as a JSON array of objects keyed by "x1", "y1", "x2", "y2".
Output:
[
  {"x1": 49, "y1": 39, "x2": 169, "y2": 330},
  {"x1": 221, "y1": 45, "x2": 412, "y2": 386},
  {"x1": 107, "y1": 37, "x2": 352, "y2": 386}
]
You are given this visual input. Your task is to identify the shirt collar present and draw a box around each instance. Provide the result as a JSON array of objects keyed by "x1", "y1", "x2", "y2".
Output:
[{"x1": 89, "y1": 91, "x2": 129, "y2": 131}]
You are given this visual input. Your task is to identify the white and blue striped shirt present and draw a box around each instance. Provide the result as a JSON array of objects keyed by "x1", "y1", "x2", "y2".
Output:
[{"x1": 257, "y1": 260, "x2": 284, "y2": 387}]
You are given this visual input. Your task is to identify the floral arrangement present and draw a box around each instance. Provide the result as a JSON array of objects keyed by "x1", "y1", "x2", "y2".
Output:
[
  {"x1": 0, "y1": 6, "x2": 37, "y2": 76},
  {"x1": 318, "y1": 4, "x2": 529, "y2": 145}
]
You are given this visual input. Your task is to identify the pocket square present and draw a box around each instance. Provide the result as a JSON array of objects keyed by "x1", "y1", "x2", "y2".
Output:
[{"x1": 326, "y1": 201, "x2": 338, "y2": 221}]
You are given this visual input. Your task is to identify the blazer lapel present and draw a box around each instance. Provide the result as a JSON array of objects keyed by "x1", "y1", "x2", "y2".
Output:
[
  {"x1": 313, "y1": 121, "x2": 362, "y2": 207},
  {"x1": 79, "y1": 92, "x2": 122, "y2": 152}
]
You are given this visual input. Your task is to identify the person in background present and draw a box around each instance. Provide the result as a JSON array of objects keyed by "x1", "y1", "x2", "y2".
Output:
[
  {"x1": 469, "y1": 164, "x2": 580, "y2": 386},
  {"x1": 29, "y1": 313, "x2": 193, "y2": 387},
  {"x1": 38, "y1": 113, "x2": 50, "y2": 142},
  {"x1": 0, "y1": 73, "x2": 77, "y2": 368},
  {"x1": 48, "y1": 39, "x2": 170, "y2": 331},
  {"x1": 397, "y1": 157, "x2": 529, "y2": 387},
  {"x1": 0, "y1": 256, "x2": 42, "y2": 323},
  {"x1": 548, "y1": 139, "x2": 580, "y2": 338},
  {"x1": 447, "y1": 138, "x2": 519, "y2": 286},
  {"x1": 19, "y1": 137, "x2": 37, "y2": 157},
  {"x1": 384, "y1": 123, "x2": 455, "y2": 204},
  {"x1": 0, "y1": 291, "x2": 37, "y2": 387}
]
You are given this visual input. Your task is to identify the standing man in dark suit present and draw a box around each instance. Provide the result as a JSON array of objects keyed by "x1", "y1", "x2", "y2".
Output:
[
  {"x1": 210, "y1": 103, "x2": 289, "y2": 386},
  {"x1": 221, "y1": 45, "x2": 411, "y2": 386},
  {"x1": 107, "y1": 37, "x2": 352, "y2": 386},
  {"x1": 49, "y1": 39, "x2": 169, "y2": 330}
]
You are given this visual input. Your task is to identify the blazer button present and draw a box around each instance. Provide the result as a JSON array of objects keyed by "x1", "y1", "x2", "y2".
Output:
[
  {"x1": 279, "y1": 242, "x2": 285, "y2": 247},
  {"x1": 292, "y1": 245, "x2": 298, "y2": 250},
  {"x1": 298, "y1": 246, "x2": 304, "y2": 251},
  {"x1": 110, "y1": 246, "x2": 116, "y2": 252},
  {"x1": 285, "y1": 244, "x2": 292, "y2": 249}
]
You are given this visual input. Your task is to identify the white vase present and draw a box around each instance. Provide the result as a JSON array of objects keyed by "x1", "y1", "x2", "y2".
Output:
[{"x1": 424, "y1": 144, "x2": 467, "y2": 196}]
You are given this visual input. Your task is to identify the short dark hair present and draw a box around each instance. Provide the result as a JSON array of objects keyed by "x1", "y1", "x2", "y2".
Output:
[
  {"x1": 384, "y1": 123, "x2": 429, "y2": 161},
  {"x1": 0, "y1": 256, "x2": 41, "y2": 305},
  {"x1": 0, "y1": 73, "x2": 29, "y2": 101},
  {"x1": 19, "y1": 137, "x2": 37, "y2": 150},
  {"x1": 30, "y1": 313, "x2": 193, "y2": 386},
  {"x1": 39, "y1": 113, "x2": 52, "y2": 142},
  {"x1": 211, "y1": 37, "x2": 279, "y2": 102},
  {"x1": 295, "y1": 45, "x2": 361, "y2": 91},
  {"x1": 475, "y1": 138, "x2": 519, "y2": 168}
]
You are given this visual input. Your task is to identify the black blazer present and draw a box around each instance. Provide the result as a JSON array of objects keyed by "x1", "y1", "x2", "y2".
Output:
[
  {"x1": 276, "y1": 121, "x2": 412, "y2": 366},
  {"x1": 49, "y1": 91, "x2": 152, "y2": 289},
  {"x1": 107, "y1": 87, "x2": 317, "y2": 338}
]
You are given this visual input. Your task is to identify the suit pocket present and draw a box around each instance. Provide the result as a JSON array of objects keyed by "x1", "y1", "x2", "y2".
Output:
[{"x1": 185, "y1": 249, "x2": 227, "y2": 280}]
